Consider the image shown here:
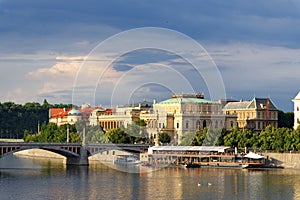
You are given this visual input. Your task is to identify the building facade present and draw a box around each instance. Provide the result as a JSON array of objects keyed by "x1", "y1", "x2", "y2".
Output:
[
  {"x1": 90, "y1": 101, "x2": 153, "y2": 131},
  {"x1": 49, "y1": 105, "x2": 97, "y2": 126},
  {"x1": 88, "y1": 94, "x2": 237, "y2": 145},
  {"x1": 223, "y1": 97, "x2": 278, "y2": 132},
  {"x1": 292, "y1": 92, "x2": 300, "y2": 129},
  {"x1": 149, "y1": 94, "x2": 236, "y2": 144}
]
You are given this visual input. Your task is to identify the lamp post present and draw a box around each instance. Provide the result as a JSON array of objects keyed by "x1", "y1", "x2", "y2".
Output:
[
  {"x1": 67, "y1": 124, "x2": 69, "y2": 143},
  {"x1": 82, "y1": 124, "x2": 86, "y2": 147}
]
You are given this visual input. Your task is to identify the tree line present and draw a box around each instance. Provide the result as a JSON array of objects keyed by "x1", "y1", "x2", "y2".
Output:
[
  {"x1": 0, "y1": 100, "x2": 73, "y2": 139},
  {"x1": 23, "y1": 119, "x2": 150, "y2": 144},
  {"x1": 180, "y1": 125, "x2": 300, "y2": 151}
]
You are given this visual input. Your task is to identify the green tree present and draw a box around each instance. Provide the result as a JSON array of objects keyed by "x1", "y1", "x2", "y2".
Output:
[
  {"x1": 215, "y1": 129, "x2": 228, "y2": 146},
  {"x1": 203, "y1": 128, "x2": 223, "y2": 146},
  {"x1": 106, "y1": 128, "x2": 131, "y2": 144},
  {"x1": 159, "y1": 133, "x2": 171, "y2": 144},
  {"x1": 278, "y1": 110, "x2": 294, "y2": 128},
  {"x1": 179, "y1": 131, "x2": 196, "y2": 146},
  {"x1": 85, "y1": 125, "x2": 109, "y2": 143},
  {"x1": 124, "y1": 123, "x2": 148, "y2": 143},
  {"x1": 191, "y1": 129, "x2": 207, "y2": 146},
  {"x1": 224, "y1": 127, "x2": 240, "y2": 147}
]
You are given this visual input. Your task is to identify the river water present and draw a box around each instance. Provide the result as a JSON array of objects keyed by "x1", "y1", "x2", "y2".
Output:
[{"x1": 1, "y1": 155, "x2": 300, "y2": 200}]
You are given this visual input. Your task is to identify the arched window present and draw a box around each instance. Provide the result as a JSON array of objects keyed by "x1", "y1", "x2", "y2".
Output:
[{"x1": 297, "y1": 106, "x2": 299, "y2": 111}]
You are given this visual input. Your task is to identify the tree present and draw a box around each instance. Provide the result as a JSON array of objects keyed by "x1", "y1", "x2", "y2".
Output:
[
  {"x1": 124, "y1": 123, "x2": 148, "y2": 143},
  {"x1": 179, "y1": 131, "x2": 196, "y2": 146},
  {"x1": 202, "y1": 128, "x2": 223, "y2": 146},
  {"x1": 106, "y1": 128, "x2": 131, "y2": 144},
  {"x1": 190, "y1": 129, "x2": 207, "y2": 146},
  {"x1": 159, "y1": 133, "x2": 171, "y2": 144},
  {"x1": 85, "y1": 125, "x2": 109, "y2": 143},
  {"x1": 224, "y1": 127, "x2": 240, "y2": 147},
  {"x1": 278, "y1": 110, "x2": 294, "y2": 128},
  {"x1": 134, "y1": 119, "x2": 147, "y2": 127},
  {"x1": 23, "y1": 123, "x2": 81, "y2": 143}
]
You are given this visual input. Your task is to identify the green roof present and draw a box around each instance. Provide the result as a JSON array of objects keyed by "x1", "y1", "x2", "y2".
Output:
[{"x1": 158, "y1": 98, "x2": 218, "y2": 105}]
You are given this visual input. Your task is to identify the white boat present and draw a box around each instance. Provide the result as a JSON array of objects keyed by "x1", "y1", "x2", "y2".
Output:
[{"x1": 113, "y1": 156, "x2": 140, "y2": 164}]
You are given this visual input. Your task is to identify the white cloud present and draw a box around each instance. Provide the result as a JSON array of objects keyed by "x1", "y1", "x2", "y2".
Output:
[{"x1": 27, "y1": 62, "x2": 81, "y2": 79}]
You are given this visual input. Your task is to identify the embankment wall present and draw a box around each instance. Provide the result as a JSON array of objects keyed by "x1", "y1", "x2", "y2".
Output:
[{"x1": 262, "y1": 152, "x2": 300, "y2": 169}]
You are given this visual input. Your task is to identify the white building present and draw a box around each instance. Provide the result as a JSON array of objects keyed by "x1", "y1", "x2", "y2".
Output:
[{"x1": 292, "y1": 92, "x2": 300, "y2": 129}]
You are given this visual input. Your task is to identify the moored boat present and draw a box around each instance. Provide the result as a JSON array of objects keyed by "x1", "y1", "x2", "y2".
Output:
[
  {"x1": 146, "y1": 146, "x2": 266, "y2": 169},
  {"x1": 113, "y1": 155, "x2": 140, "y2": 164}
]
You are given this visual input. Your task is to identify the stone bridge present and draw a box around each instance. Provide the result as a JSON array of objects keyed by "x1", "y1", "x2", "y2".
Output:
[{"x1": 0, "y1": 142, "x2": 150, "y2": 165}]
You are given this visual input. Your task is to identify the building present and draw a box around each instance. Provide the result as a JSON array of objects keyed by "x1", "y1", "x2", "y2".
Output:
[
  {"x1": 89, "y1": 94, "x2": 237, "y2": 145},
  {"x1": 223, "y1": 97, "x2": 278, "y2": 132},
  {"x1": 150, "y1": 94, "x2": 236, "y2": 144},
  {"x1": 49, "y1": 105, "x2": 98, "y2": 126},
  {"x1": 90, "y1": 100, "x2": 152, "y2": 131},
  {"x1": 49, "y1": 108, "x2": 73, "y2": 126},
  {"x1": 292, "y1": 92, "x2": 300, "y2": 129}
]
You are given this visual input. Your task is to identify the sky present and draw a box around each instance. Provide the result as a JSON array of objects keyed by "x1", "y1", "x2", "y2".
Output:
[{"x1": 0, "y1": 0, "x2": 300, "y2": 111}]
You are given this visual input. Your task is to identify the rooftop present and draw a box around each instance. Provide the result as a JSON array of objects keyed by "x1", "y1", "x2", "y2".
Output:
[
  {"x1": 148, "y1": 146, "x2": 230, "y2": 154},
  {"x1": 223, "y1": 97, "x2": 278, "y2": 111},
  {"x1": 158, "y1": 94, "x2": 218, "y2": 105}
]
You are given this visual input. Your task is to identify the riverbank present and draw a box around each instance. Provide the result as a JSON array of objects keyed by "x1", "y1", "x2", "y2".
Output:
[{"x1": 13, "y1": 149, "x2": 300, "y2": 169}]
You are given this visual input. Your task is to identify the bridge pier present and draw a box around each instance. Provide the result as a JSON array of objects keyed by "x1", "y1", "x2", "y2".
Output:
[{"x1": 66, "y1": 147, "x2": 89, "y2": 166}]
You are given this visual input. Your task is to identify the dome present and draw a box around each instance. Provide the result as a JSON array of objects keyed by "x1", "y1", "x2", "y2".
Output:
[{"x1": 68, "y1": 109, "x2": 82, "y2": 116}]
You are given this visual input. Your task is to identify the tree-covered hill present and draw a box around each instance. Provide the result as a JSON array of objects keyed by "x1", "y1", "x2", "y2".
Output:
[{"x1": 0, "y1": 100, "x2": 73, "y2": 139}]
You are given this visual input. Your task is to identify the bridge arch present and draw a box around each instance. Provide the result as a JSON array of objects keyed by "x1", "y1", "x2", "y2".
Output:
[{"x1": 0, "y1": 146, "x2": 80, "y2": 159}]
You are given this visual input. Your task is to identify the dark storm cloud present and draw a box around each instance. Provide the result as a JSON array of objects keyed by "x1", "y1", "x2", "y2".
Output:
[{"x1": 0, "y1": 0, "x2": 299, "y2": 47}]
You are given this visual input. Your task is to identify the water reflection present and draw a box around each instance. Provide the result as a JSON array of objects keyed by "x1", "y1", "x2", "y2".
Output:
[{"x1": 1, "y1": 155, "x2": 300, "y2": 200}]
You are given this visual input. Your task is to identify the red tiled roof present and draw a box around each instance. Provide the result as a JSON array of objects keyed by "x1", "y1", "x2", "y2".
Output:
[{"x1": 49, "y1": 108, "x2": 72, "y2": 118}]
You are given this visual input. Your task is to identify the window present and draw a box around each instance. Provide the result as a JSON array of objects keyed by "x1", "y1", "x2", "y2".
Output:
[
  {"x1": 177, "y1": 123, "x2": 179, "y2": 129},
  {"x1": 203, "y1": 120, "x2": 207, "y2": 128},
  {"x1": 186, "y1": 122, "x2": 189, "y2": 129}
]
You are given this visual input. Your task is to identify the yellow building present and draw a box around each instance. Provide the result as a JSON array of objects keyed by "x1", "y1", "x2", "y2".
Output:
[
  {"x1": 151, "y1": 94, "x2": 237, "y2": 144},
  {"x1": 89, "y1": 94, "x2": 237, "y2": 145},
  {"x1": 223, "y1": 97, "x2": 278, "y2": 132}
]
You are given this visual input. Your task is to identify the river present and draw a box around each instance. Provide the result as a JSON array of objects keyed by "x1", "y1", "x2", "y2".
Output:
[{"x1": 0, "y1": 155, "x2": 300, "y2": 200}]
